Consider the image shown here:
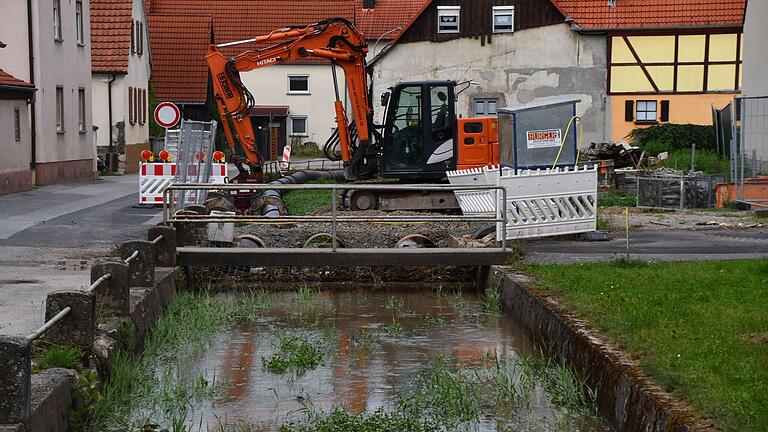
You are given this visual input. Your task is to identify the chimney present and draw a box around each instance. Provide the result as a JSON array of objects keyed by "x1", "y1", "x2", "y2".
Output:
[{"x1": 363, "y1": 0, "x2": 375, "y2": 9}]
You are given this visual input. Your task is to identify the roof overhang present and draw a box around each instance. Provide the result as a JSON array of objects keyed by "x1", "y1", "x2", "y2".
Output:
[
  {"x1": 249, "y1": 105, "x2": 290, "y2": 117},
  {"x1": 0, "y1": 84, "x2": 36, "y2": 100}
]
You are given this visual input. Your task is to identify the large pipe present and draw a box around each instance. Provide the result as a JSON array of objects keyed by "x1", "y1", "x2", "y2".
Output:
[{"x1": 261, "y1": 169, "x2": 346, "y2": 217}]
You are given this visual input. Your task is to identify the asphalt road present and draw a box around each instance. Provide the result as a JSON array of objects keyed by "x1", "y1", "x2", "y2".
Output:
[{"x1": 524, "y1": 229, "x2": 768, "y2": 263}]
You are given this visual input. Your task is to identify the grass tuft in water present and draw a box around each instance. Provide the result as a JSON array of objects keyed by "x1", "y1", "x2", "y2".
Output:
[
  {"x1": 423, "y1": 313, "x2": 446, "y2": 326},
  {"x1": 481, "y1": 284, "x2": 504, "y2": 314},
  {"x1": 351, "y1": 328, "x2": 380, "y2": 352},
  {"x1": 262, "y1": 332, "x2": 325, "y2": 377}
]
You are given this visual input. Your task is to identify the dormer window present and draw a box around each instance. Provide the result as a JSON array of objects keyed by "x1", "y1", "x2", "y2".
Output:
[
  {"x1": 492, "y1": 6, "x2": 515, "y2": 33},
  {"x1": 437, "y1": 6, "x2": 460, "y2": 33}
]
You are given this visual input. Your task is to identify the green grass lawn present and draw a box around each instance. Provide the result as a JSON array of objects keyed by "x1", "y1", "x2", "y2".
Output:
[
  {"x1": 281, "y1": 179, "x2": 336, "y2": 216},
  {"x1": 527, "y1": 259, "x2": 768, "y2": 432}
]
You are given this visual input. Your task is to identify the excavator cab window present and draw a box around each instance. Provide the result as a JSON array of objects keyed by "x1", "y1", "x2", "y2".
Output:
[{"x1": 384, "y1": 85, "x2": 423, "y2": 172}]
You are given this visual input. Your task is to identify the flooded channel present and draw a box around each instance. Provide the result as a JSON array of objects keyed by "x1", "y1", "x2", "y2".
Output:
[{"x1": 115, "y1": 290, "x2": 610, "y2": 431}]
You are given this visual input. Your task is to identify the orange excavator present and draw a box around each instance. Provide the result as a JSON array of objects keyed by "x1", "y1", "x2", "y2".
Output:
[{"x1": 207, "y1": 17, "x2": 498, "y2": 210}]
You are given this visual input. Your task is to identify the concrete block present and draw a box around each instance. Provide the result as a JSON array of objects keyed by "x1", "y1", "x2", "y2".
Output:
[
  {"x1": 0, "y1": 336, "x2": 31, "y2": 424},
  {"x1": 44, "y1": 291, "x2": 96, "y2": 350},
  {"x1": 148, "y1": 226, "x2": 177, "y2": 267},
  {"x1": 119, "y1": 241, "x2": 155, "y2": 288},
  {"x1": 28, "y1": 369, "x2": 74, "y2": 432},
  {"x1": 91, "y1": 261, "x2": 130, "y2": 316}
]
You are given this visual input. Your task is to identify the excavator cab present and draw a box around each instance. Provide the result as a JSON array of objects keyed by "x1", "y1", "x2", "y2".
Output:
[{"x1": 381, "y1": 81, "x2": 458, "y2": 181}]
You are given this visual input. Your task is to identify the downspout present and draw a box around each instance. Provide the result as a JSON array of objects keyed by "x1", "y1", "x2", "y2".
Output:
[
  {"x1": 108, "y1": 74, "x2": 116, "y2": 154},
  {"x1": 27, "y1": 0, "x2": 36, "y2": 169}
]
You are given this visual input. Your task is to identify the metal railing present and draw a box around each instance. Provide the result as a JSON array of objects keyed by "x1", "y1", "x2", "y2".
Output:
[
  {"x1": 22, "y1": 234, "x2": 163, "y2": 344},
  {"x1": 163, "y1": 183, "x2": 509, "y2": 252}
]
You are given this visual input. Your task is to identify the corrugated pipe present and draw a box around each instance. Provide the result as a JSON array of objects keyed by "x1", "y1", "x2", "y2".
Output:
[{"x1": 261, "y1": 170, "x2": 346, "y2": 217}]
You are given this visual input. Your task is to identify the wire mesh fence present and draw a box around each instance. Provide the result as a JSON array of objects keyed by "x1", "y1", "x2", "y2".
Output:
[
  {"x1": 732, "y1": 96, "x2": 768, "y2": 207},
  {"x1": 637, "y1": 174, "x2": 726, "y2": 209},
  {"x1": 171, "y1": 120, "x2": 218, "y2": 212}
]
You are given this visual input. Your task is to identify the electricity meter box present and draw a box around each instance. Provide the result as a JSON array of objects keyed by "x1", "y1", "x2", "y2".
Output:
[{"x1": 498, "y1": 97, "x2": 581, "y2": 173}]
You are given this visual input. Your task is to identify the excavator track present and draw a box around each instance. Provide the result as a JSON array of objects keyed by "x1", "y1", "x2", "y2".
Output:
[{"x1": 342, "y1": 180, "x2": 460, "y2": 212}]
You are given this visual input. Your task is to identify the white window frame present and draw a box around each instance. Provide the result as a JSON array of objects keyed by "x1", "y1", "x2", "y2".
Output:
[
  {"x1": 289, "y1": 116, "x2": 308, "y2": 137},
  {"x1": 492, "y1": 6, "x2": 515, "y2": 33},
  {"x1": 636, "y1": 100, "x2": 658, "y2": 122},
  {"x1": 75, "y1": 1, "x2": 84, "y2": 45},
  {"x1": 437, "y1": 6, "x2": 460, "y2": 34},
  {"x1": 56, "y1": 86, "x2": 65, "y2": 133},
  {"x1": 474, "y1": 98, "x2": 499, "y2": 117},
  {"x1": 53, "y1": 0, "x2": 62, "y2": 41},
  {"x1": 288, "y1": 75, "x2": 310, "y2": 94}
]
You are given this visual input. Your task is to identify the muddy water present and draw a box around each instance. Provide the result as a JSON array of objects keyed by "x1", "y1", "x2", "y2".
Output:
[{"x1": 142, "y1": 291, "x2": 610, "y2": 431}]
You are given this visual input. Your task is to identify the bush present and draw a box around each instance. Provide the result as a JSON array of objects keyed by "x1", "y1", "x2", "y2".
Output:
[
  {"x1": 626, "y1": 124, "x2": 717, "y2": 153},
  {"x1": 659, "y1": 149, "x2": 730, "y2": 174}
]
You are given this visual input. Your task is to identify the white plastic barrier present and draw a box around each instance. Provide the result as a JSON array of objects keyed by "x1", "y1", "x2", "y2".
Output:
[
  {"x1": 139, "y1": 162, "x2": 227, "y2": 205},
  {"x1": 447, "y1": 166, "x2": 511, "y2": 216},
  {"x1": 448, "y1": 165, "x2": 598, "y2": 240}
]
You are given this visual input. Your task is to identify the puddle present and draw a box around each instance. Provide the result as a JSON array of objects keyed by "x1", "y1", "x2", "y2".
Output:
[{"x1": 120, "y1": 291, "x2": 610, "y2": 431}]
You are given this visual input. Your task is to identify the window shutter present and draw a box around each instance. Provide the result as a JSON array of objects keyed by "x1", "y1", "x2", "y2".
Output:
[
  {"x1": 138, "y1": 22, "x2": 143, "y2": 55},
  {"x1": 624, "y1": 100, "x2": 635, "y2": 122},
  {"x1": 130, "y1": 20, "x2": 135, "y2": 54},
  {"x1": 660, "y1": 100, "x2": 670, "y2": 122},
  {"x1": 129, "y1": 87, "x2": 134, "y2": 124},
  {"x1": 142, "y1": 89, "x2": 147, "y2": 124}
]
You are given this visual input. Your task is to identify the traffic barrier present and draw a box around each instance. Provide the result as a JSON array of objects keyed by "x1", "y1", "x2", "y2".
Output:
[
  {"x1": 449, "y1": 165, "x2": 598, "y2": 240},
  {"x1": 139, "y1": 162, "x2": 227, "y2": 204}
]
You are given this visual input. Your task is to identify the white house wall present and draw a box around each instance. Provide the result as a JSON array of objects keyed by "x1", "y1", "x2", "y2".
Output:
[
  {"x1": 743, "y1": 0, "x2": 768, "y2": 97},
  {"x1": 240, "y1": 64, "x2": 341, "y2": 148},
  {"x1": 92, "y1": 1, "x2": 151, "y2": 149},
  {"x1": 373, "y1": 23, "x2": 609, "y2": 144},
  {"x1": 0, "y1": 1, "x2": 32, "y2": 82}
]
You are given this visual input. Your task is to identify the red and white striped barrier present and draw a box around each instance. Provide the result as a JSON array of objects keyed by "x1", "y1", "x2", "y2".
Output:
[
  {"x1": 139, "y1": 162, "x2": 228, "y2": 204},
  {"x1": 280, "y1": 145, "x2": 292, "y2": 171}
]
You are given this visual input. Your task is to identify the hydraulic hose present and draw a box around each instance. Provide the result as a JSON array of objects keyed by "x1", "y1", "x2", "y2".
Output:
[
  {"x1": 261, "y1": 170, "x2": 346, "y2": 217},
  {"x1": 551, "y1": 116, "x2": 583, "y2": 169}
]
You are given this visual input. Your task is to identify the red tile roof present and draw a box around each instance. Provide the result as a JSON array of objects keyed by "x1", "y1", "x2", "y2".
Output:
[
  {"x1": 354, "y1": 0, "x2": 430, "y2": 41},
  {"x1": 147, "y1": 14, "x2": 212, "y2": 103},
  {"x1": 146, "y1": 0, "x2": 424, "y2": 102},
  {"x1": 551, "y1": 0, "x2": 746, "y2": 30},
  {"x1": 0, "y1": 68, "x2": 34, "y2": 89},
  {"x1": 91, "y1": 0, "x2": 134, "y2": 73}
]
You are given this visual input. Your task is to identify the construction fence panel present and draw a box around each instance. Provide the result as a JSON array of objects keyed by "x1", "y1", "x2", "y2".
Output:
[
  {"x1": 734, "y1": 96, "x2": 768, "y2": 207},
  {"x1": 496, "y1": 166, "x2": 598, "y2": 240},
  {"x1": 449, "y1": 165, "x2": 598, "y2": 240}
]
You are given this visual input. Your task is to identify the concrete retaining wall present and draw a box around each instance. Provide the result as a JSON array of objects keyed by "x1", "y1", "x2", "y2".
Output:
[{"x1": 491, "y1": 268, "x2": 719, "y2": 432}]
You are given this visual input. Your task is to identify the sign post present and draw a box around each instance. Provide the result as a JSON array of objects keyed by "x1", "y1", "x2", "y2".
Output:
[{"x1": 154, "y1": 102, "x2": 181, "y2": 129}]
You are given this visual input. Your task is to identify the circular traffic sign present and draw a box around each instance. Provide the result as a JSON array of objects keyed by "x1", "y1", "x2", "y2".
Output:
[{"x1": 154, "y1": 102, "x2": 181, "y2": 128}]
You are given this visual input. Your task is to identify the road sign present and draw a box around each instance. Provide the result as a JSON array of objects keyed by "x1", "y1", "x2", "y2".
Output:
[{"x1": 154, "y1": 102, "x2": 181, "y2": 128}]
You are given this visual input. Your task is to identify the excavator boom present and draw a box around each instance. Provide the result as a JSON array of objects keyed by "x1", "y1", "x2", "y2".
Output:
[{"x1": 206, "y1": 17, "x2": 377, "y2": 181}]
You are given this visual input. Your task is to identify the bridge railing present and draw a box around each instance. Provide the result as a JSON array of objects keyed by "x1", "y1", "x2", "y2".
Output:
[
  {"x1": 0, "y1": 226, "x2": 177, "y2": 425},
  {"x1": 162, "y1": 182, "x2": 509, "y2": 253}
]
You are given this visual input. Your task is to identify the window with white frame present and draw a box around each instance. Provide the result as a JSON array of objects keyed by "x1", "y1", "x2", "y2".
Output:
[
  {"x1": 75, "y1": 1, "x2": 84, "y2": 45},
  {"x1": 78, "y1": 88, "x2": 86, "y2": 132},
  {"x1": 56, "y1": 86, "x2": 64, "y2": 132},
  {"x1": 53, "y1": 0, "x2": 62, "y2": 40},
  {"x1": 492, "y1": 6, "x2": 515, "y2": 33},
  {"x1": 288, "y1": 75, "x2": 310, "y2": 94},
  {"x1": 437, "y1": 6, "x2": 460, "y2": 33},
  {"x1": 474, "y1": 98, "x2": 499, "y2": 117},
  {"x1": 636, "y1": 100, "x2": 658, "y2": 122},
  {"x1": 290, "y1": 116, "x2": 308, "y2": 136}
]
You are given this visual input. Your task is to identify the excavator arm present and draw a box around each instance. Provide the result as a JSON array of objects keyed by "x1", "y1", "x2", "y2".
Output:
[{"x1": 206, "y1": 17, "x2": 378, "y2": 181}]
